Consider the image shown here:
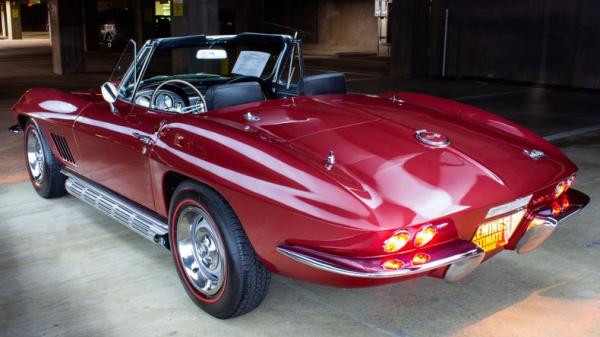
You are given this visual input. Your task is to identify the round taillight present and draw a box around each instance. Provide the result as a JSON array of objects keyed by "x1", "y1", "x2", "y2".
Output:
[
  {"x1": 551, "y1": 202, "x2": 561, "y2": 216},
  {"x1": 382, "y1": 259, "x2": 405, "y2": 270},
  {"x1": 412, "y1": 253, "x2": 431, "y2": 266},
  {"x1": 383, "y1": 231, "x2": 411, "y2": 253},
  {"x1": 554, "y1": 175, "x2": 576, "y2": 199},
  {"x1": 553, "y1": 181, "x2": 569, "y2": 199},
  {"x1": 414, "y1": 224, "x2": 437, "y2": 247}
]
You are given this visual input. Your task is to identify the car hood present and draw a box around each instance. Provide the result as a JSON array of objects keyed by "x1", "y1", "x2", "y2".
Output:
[{"x1": 210, "y1": 94, "x2": 574, "y2": 230}]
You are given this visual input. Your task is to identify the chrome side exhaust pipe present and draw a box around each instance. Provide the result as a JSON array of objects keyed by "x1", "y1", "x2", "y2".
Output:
[
  {"x1": 8, "y1": 124, "x2": 22, "y2": 134},
  {"x1": 61, "y1": 169, "x2": 170, "y2": 249}
]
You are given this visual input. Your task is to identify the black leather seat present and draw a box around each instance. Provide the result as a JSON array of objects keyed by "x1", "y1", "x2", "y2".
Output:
[
  {"x1": 298, "y1": 72, "x2": 347, "y2": 96},
  {"x1": 205, "y1": 82, "x2": 266, "y2": 110}
]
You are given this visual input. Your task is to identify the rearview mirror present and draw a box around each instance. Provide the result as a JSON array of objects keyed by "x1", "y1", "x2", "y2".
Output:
[
  {"x1": 196, "y1": 49, "x2": 227, "y2": 60},
  {"x1": 101, "y1": 82, "x2": 118, "y2": 112}
]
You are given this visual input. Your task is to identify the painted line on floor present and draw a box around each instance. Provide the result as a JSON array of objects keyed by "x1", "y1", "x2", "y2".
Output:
[
  {"x1": 452, "y1": 90, "x2": 526, "y2": 101},
  {"x1": 543, "y1": 124, "x2": 600, "y2": 141},
  {"x1": 279, "y1": 279, "x2": 410, "y2": 337}
]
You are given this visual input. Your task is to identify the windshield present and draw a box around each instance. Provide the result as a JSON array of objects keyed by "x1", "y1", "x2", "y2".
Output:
[
  {"x1": 140, "y1": 41, "x2": 285, "y2": 85},
  {"x1": 110, "y1": 40, "x2": 136, "y2": 84}
]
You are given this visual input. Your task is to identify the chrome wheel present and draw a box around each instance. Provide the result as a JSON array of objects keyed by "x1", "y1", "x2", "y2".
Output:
[
  {"x1": 26, "y1": 129, "x2": 45, "y2": 183},
  {"x1": 176, "y1": 205, "x2": 226, "y2": 297}
]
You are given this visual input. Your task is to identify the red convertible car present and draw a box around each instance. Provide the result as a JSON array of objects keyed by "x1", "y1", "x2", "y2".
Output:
[{"x1": 9, "y1": 33, "x2": 589, "y2": 318}]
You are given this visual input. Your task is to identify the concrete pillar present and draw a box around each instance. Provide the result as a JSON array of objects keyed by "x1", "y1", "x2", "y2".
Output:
[
  {"x1": 83, "y1": 0, "x2": 99, "y2": 51},
  {"x1": 170, "y1": 0, "x2": 219, "y2": 74},
  {"x1": 48, "y1": 0, "x2": 85, "y2": 74},
  {"x1": 247, "y1": 0, "x2": 264, "y2": 33},
  {"x1": 133, "y1": 0, "x2": 155, "y2": 45},
  {"x1": 5, "y1": 1, "x2": 22, "y2": 40},
  {"x1": 1, "y1": 3, "x2": 6, "y2": 38},
  {"x1": 390, "y1": 0, "x2": 431, "y2": 78},
  {"x1": 170, "y1": 0, "x2": 219, "y2": 37}
]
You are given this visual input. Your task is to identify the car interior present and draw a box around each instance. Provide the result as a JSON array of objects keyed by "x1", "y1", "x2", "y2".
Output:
[{"x1": 119, "y1": 41, "x2": 348, "y2": 114}]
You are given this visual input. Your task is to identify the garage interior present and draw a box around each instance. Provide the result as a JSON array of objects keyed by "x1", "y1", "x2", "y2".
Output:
[{"x1": 1, "y1": 1, "x2": 599, "y2": 336}]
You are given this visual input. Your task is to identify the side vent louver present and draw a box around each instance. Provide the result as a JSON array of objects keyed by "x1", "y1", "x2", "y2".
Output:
[{"x1": 51, "y1": 133, "x2": 75, "y2": 164}]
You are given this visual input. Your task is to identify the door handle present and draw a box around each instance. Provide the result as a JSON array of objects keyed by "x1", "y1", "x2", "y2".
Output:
[{"x1": 132, "y1": 132, "x2": 154, "y2": 146}]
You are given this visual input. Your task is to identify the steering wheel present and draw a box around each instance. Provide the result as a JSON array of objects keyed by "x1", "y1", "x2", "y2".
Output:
[{"x1": 150, "y1": 79, "x2": 207, "y2": 114}]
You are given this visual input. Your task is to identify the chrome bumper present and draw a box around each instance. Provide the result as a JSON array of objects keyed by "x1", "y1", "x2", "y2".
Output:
[
  {"x1": 515, "y1": 189, "x2": 589, "y2": 254},
  {"x1": 277, "y1": 190, "x2": 589, "y2": 282},
  {"x1": 277, "y1": 240, "x2": 485, "y2": 281}
]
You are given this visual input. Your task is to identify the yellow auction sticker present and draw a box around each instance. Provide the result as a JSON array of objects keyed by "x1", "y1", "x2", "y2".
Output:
[{"x1": 472, "y1": 209, "x2": 527, "y2": 252}]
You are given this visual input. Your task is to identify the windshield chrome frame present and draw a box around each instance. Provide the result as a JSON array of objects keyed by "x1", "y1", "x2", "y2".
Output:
[
  {"x1": 117, "y1": 34, "x2": 298, "y2": 105},
  {"x1": 116, "y1": 40, "x2": 154, "y2": 103},
  {"x1": 274, "y1": 38, "x2": 305, "y2": 91}
]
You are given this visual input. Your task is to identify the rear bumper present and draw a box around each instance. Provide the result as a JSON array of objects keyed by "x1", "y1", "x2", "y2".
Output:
[
  {"x1": 515, "y1": 188, "x2": 589, "y2": 254},
  {"x1": 277, "y1": 240, "x2": 485, "y2": 282},
  {"x1": 276, "y1": 189, "x2": 589, "y2": 284}
]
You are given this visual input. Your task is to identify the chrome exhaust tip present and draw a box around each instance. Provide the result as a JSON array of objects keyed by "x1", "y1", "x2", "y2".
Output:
[
  {"x1": 444, "y1": 252, "x2": 485, "y2": 283},
  {"x1": 515, "y1": 217, "x2": 557, "y2": 254}
]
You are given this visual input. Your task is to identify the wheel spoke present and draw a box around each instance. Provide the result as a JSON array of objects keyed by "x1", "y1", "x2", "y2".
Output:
[
  {"x1": 26, "y1": 129, "x2": 44, "y2": 182},
  {"x1": 176, "y1": 206, "x2": 225, "y2": 296}
]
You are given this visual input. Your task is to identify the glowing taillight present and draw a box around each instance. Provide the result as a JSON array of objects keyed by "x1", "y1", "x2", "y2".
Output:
[
  {"x1": 553, "y1": 181, "x2": 568, "y2": 199},
  {"x1": 551, "y1": 195, "x2": 571, "y2": 216},
  {"x1": 554, "y1": 175, "x2": 575, "y2": 199},
  {"x1": 551, "y1": 202, "x2": 561, "y2": 216},
  {"x1": 382, "y1": 259, "x2": 405, "y2": 270},
  {"x1": 414, "y1": 224, "x2": 437, "y2": 247},
  {"x1": 412, "y1": 253, "x2": 430, "y2": 265},
  {"x1": 383, "y1": 231, "x2": 411, "y2": 253},
  {"x1": 561, "y1": 196, "x2": 570, "y2": 209}
]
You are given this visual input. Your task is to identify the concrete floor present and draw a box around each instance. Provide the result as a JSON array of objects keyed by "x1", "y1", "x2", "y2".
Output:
[{"x1": 1, "y1": 36, "x2": 600, "y2": 337}]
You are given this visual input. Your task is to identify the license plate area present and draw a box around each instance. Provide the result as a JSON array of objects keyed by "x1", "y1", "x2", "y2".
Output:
[{"x1": 472, "y1": 209, "x2": 527, "y2": 252}]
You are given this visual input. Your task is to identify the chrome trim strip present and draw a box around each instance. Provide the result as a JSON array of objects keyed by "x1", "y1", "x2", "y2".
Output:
[
  {"x1": 486, "y1": 194, "x2": 532, "y2": 219},
  {"x1": 61, "y1": 170, "x2": 169, "y2": 245},
  {"x1": 276, "y1": 245, "x2": 485, "y2": 279}
]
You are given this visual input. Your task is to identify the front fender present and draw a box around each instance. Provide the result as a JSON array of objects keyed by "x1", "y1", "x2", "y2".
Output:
[{"x1": 11, "y1": 87, "x2": 91, "y2": 125}]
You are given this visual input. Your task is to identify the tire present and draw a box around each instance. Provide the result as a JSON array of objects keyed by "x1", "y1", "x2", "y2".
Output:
[
  {"x1": 24, "y1": 120, "x2": 66, "y2": 198},
  {"x1": 168, "y1": 180, "x2": 271, "y2": 318}
]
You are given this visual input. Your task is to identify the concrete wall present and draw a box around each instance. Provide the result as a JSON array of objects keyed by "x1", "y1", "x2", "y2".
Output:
[
  {"x1": 237, "y1": 0, "x2": 378, "y2": 52},
  {"x1": 261, "y1": 0, "x2": 319, "y2": 43},
  {"x1": 434, "y1": 0, "x2": 600, "y2": 89},
  {"x1": 48, "y1": 0, "x2": 85, "y2": 74},
  {"x1": 317, "y1": 0, "x2": 378, "y2": 51}
]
